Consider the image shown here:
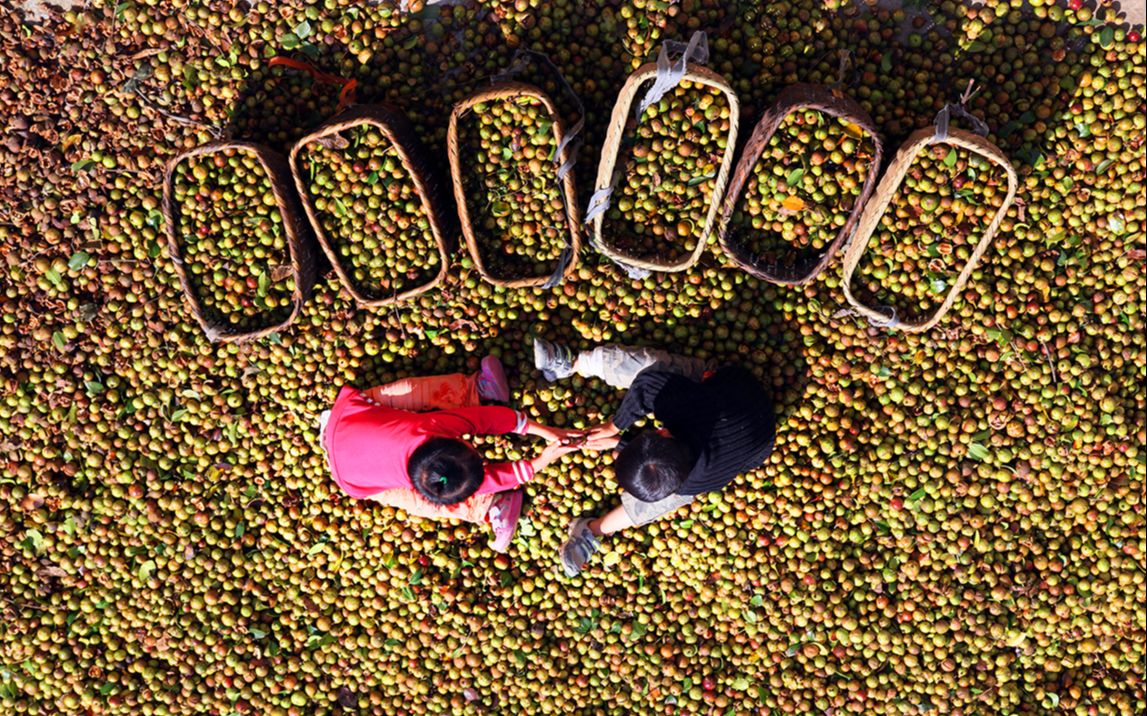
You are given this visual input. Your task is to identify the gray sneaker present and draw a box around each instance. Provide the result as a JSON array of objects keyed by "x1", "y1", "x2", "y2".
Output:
[
  {"x1": 533, "y1": 337, "x2": 575, "y2": 382},
  {"x1": 559, "y1": 517, "x2": 601, "y2": 577}
]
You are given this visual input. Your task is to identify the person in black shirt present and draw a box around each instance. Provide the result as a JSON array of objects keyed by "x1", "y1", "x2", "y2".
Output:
[{"x1": 534, "y1": 340, "x2": 776, "y2": 577}]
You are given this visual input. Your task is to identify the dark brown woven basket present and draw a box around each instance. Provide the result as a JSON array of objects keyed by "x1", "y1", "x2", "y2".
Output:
[
  {"x1": 162, "y1": 141, "x2": 317, "y2": 343},
  {"x1": 447, "y1": 82, "x2": 581, "y2": 289},
  {"x1": 289, "y1": 104, "x2": 453, "y2": 307},
  {"x1": 717, "y1": 84, "x2": 883, "y2": 286}
]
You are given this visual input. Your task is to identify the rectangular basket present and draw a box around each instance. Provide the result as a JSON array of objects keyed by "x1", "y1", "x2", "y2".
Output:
[
  {"x1": 717, "y1": 83, "x2": 883, "y2": 286},
  {"x1": 590, "y1": 63, "x2": 740, "y2": 273},
  {"x1": 447, "y1": 82, "x2": 581, "y2": 289},
  {"x1": 840, "y1": 126, "x2": 1019, "y2": 332},
  {"x1": 162, "y1": 140, "x2": 317, "y2": 343},
  {"x1": 289, "y1": 104, "x2": 452, "y2": 307}
]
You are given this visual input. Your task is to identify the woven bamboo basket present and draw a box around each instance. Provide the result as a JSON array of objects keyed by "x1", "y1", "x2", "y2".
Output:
[
  {"x1": 289, "y1": 104, "x2": 452, "y2": 307},
  {"x1": 840, "y1": 126, "x2": 1019, "y2": 332},
  {"x1": 717, "y1": 84, "x2": 883, "y2": 285},
  {"x1": 590, "y1": 63, "x2": 740, "y2": 273},
  {"x1": 162, "y1": 140, "x2": 317, "y2": 343},
  {"x1": 447, "y1": 82, "x2": 581, "y2": 289}
]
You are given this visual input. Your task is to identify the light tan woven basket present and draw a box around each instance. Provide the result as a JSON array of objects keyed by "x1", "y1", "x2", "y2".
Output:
[
  {"x1": 590, "y1": 63, "x2": 740, "y2": 273},
  {"x1": 289, "y1": 104, "x2": 452, "y2": 307},
  {"x1": 718, "y1": 83, "x2": 883, "y2": 286},
  {"x1": 162, "y1": 141, "x2": 317, "y2": 343},
  {"x1": 840, "y1": 126, "x2": 1019, "y2": 332},
  {"x1": 447, "y1": 82, "x2": 581, "y2": 289}
]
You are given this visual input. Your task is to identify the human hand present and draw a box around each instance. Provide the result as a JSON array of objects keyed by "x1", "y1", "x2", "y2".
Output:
[
  {"x1": 534, "y1": 440, "x2": 581, "y2": 469},
  {"x1": 583, "y1": 421, "x2": 620, "y2": 442},
  {"x1": 581, "y1": 434, "x2": 620, "y2": 452},
  {"x1": 531, "y1": 422, "x2": 585, "y2": 445}
]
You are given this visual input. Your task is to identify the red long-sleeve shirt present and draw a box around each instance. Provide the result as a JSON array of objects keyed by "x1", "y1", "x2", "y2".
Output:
[{"x1": 323, "y1": 386, "x2": 534, "y2": 499}]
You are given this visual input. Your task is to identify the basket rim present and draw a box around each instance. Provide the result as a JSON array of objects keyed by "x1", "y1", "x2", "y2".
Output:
[
  {"x1": 589, "y1": 62, "x2": 741, "y2": 273},
  {"x1": 162, "y1": 140, "x2": 311, "y2": 343},
  {"x1": 446, "y1": 81, "x2": 583, "y2": 289},
  {"x1": 839, "y1": 125, "x2": 1019, "y2": 332},
  {"x1": 716, "y1": 83, "x2": 884, "y2": 286},
  {"x1": 289, "y1": 104, "x2": 452, "y2": 307}
]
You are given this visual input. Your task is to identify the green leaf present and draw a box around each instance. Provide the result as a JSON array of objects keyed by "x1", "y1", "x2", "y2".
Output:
[
  {"x1": 907, "y1": 488, "x2": 927, "y2": 503},
  {"x1": 501, "y1": 146, "x2": 514, "y2": 161},
  {"x1": 85, "y1": 380, "x2": 104, "y2": 396},
  {"x1": 52, "y1": 331, "x2": 67, "y2": 351},
  {"x1": 784, "y1": 168, "x2": 805, "y2": 186},
  {"x1": 234, "y1": 522, "x2": 245, "y2": 539},
  {"x1": 1098, "y1": 25, "x2": 1114, "y2": 49},
  {"x1": 138, "y1": 560, "x2": 155, "y2": 581},
  {"x1": 410, "y1": 569, "x2": 423, "y2": 586},
  {"x1": 23, "y1": 528, "x2": 45, "y2": 554},
  {"x1": 293, "y1": 19, "x2": 313, "y2": 39},
  {"x1": 182, "y1": 64, "x2": 200, "y2": 90},
  {"x1": 677, "y1": 519, "x2": 695, "y2": 530},
  {"x1": 98, "y1": 683, "x2": 116, "y2": 696},
  {"x1": 68, "y1": 251, "x2": 91, "y2": 270},
  {"x1": 874, "y1": 520, "x2": 891, "y2": 534},
  {"x1": 148, "y1": 240, "x2": 162, "y2": 259},
  {"x1": 881, "y1": 53, "x2": 892, "y2": 72},
  {"x1": 62, "y1": 516, "x2": 77, "y2": 537},
  {"x1": 1095, "y1": 158, "x2": 1115, "y2": 174},
  {"x1": 71, "y1": 158, "x2": 96, "y2": 172},
  {"x1": 682, "y1": 677, "x2": 693, "y2": 692},
  {"x1": 257, "y1": 271, "x2": 269, "y2": 298},
  {"x1": 750, "y1": 594, "x2": 764, "y2": 607},
  {"x1": 44, "y1": 266, "x2": 65, "y2": 290},
  {"x1": 280, "y1": 32, "x2": 301, "y2": 50},
  {"x1": 1075, "y1": 121, "x2": 1091, "y2": 138},
  {"x1": 249, "y1": 628, "x2": 268, "y2": 639},
  {"x1": 687, "y1": 171, "x2": 716, "y2": 187},
  {"x1": 307, "y1": 542, "x2": 325, "y2": 555},
  {"x1": 366, "y1": 171, "x2": 380, "y2": 185},
  {"x1": 943, "y1": 149, "x2": 957, "y2": 168},
  {"x1": 967, "y1": 442, "x2": 991, "y2": 461}
]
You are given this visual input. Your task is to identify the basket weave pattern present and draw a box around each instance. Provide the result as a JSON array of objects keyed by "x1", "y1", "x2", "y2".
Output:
[
  {"x1": 590, "y1": 63, "x2": 740, "y2": 273},
  {"x1": 839, "y1": 126, "x2": 1019, "y2": 332},
  {"x1": 447, "y1": 82, "x2": 581, "y2": 289},
  {"x1": 717, "y1": 84, "x2": 883, "y2": 286},
  {"x1": 162, "y1": 140, "x2": 317, "y2": 343},
  {"x1": 290, "y1": 104, "x2": 452, "y2": 307}
]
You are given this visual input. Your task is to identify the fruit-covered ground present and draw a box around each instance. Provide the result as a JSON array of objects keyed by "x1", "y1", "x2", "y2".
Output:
[{"x1": 1, "y1": 1, "x2": 1144, "y2": 714}]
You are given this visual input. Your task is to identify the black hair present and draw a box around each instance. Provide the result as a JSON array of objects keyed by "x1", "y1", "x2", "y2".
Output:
[
  {"x1": 614, "y1": 430, "x2": 690, "y2": 502},
  {"x1": 408, "y1": 438, "x2": 484, "y2": 506}
]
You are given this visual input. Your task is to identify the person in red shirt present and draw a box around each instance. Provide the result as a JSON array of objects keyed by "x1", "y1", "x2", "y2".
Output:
[{"x1": 320, "y1": 356, "x2": 580, "y2": 552}]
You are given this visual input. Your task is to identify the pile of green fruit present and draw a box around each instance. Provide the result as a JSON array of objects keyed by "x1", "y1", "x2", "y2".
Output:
[
  {"x1": 169, "y1": 148, "x2": 297, "y2": 332},
  {"x1": 726, "y1": 109, "x2": 876, "y2": 270},
  {"x1": 455, "y1": 94, "x2": 569, "y2": 281},
  {"x1": 604, "y1": 79, "x2": 731, "y2": 267},
  {"x1": 1, "y1": 1, "x2": 1144, "y2": 715},
  {"x1": 297, "y1": 123, "x2": 442, "y2": 302},
  {"x1": 849, "y1": 143, "x2": 1009, "y2": 323}
]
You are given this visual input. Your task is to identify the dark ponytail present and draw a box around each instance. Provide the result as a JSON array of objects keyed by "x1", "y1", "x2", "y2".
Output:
[{"x1": 408, "y1": 438, "x2": 484, "y2": 505}]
